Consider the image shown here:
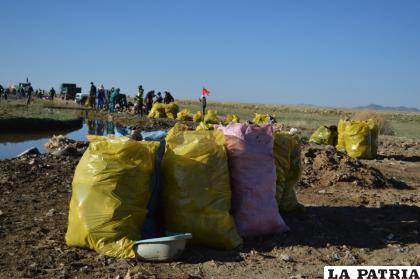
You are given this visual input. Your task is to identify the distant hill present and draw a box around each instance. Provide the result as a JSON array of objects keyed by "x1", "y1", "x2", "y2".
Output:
[{"x1": 355, "y1": 104, "x2": 420, "y2": 113}]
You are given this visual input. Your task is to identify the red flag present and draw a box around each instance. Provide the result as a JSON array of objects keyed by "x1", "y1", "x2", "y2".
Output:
[{"x1": 202, "y1": 87, "x2": 210, "y2": 96}]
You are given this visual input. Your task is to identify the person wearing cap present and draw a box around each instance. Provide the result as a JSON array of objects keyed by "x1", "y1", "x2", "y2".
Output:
[{"x1": 89, "y1": 82, "x2": 97, "y2": 109}]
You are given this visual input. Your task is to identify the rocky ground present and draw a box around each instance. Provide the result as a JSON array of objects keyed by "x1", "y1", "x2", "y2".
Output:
[{"x1": 0, "y1": 135, "x2": 419, "y2": 278}]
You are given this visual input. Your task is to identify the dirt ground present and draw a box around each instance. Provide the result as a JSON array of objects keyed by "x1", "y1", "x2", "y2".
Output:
[{"x1": 0, "y1": 134, "x2": 419, "y2": 279}]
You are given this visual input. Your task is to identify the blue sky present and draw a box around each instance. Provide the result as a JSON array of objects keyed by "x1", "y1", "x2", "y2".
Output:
[{"x1": 1, "y1": 0, "x2": 419, "y2": 108}]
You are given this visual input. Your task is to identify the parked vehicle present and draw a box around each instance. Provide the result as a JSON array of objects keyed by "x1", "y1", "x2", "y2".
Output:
[
  {"x1": 75, "y1": 93, "x2": 89, "y2": 104},
  {"x1": 60, "y1": 83, "x2": 81, "y2": 100}
]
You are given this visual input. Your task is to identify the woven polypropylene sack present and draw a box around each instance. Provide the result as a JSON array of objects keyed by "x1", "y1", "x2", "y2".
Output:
[
  {"x1": 162, "y1": 128, "x2": 242, "y2": 249},
  {"x1": 273, "y1": 132, "x2": 303, "y2": 212},
  {"x1": 65, "y1": 136, "x2": 159, "y2": 258},
  {"x1": 217, "y1": 123, "x2": 289, "y2": 238},
  {"x1": 344, "y1": 121, "x2": 372, "y2": 159}
]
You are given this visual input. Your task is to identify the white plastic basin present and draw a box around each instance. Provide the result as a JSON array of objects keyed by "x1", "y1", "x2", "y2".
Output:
[{"x1": 133, "y1": 233, "x2": 192, "y2": 261}]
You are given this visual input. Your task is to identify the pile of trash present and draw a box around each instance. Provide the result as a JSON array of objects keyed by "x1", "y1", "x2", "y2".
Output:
[
  {"x1": 43, "y1": 135, "x2": 89, "y2": 156},
  {"x1": 309, "y1": 119, "x2": 379, "y2": 159},
  {"x1": 65, "y1": 123, "x2": 302, "y2": 259},
  {"x1": 147, "y1": 103, "x2": 179, "y2": 119},
  {"x1": 298, "y1": 143, "x2": 389, "y2": 188}
]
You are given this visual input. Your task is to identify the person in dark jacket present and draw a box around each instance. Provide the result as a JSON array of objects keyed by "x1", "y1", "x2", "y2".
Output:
[
  {"x1": 0, "y1": 84, "x2": 3, "y2": 102},
  {"x1": 144, "y1": 90, "x2": 155, "y2": 114},
  {"x1": 25, "y1": 83, "x2": 34, "y2": 105},
  {"x1": 49, "y1": 87, "x2": 56, "y2": 101},
  {"x1": 89, "y1": 82, "x2": 97, "y2": 109},
  {"x1": 163, "y1": 91, "x2": 174, "y2": 104},
  {"x1": 199, "y1": 95, "x2": 207, "y2": 117},
  {"x1": 155, "y1": 92, "x2": 163, "y2": 103}
]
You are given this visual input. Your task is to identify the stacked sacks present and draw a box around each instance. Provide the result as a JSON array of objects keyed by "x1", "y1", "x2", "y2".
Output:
[
  {"x1": 192, "y1": 111, "x2": 203, "y2": 122},
  {"x1": 225, "y1": 114, "x2": 240, "y2": 124},
  {"x1": 217, "y1": 123, "x2": 289, "y2": 238},
  {"x1": 336, "y1": 119, "x2": 379, "y2": 159},
  {"x1": 309, "y1": 125, "x2": 338, "y2": 146},
  {"x1": 65, "y1": 136, "x2": 159, "y2": 258},
  {"x1": 147, "y1": 103, "x2": 179, "y2": 119},
  {"x1": 165, "y1": 103, "x2": 179, "y2": 119},
  {"x1": 204, "y1": 109, "x2": 219, "y2": 124},
  {"x1": 162, "y1": 124, "x2": 242, "y2": 249},
  {"x1": 253, "y1": 113, "x2": 269, "y2": 125},
  {"x1": 273, "y1": 131, "x2": 304, "y2": 212},
  {"x1": 176, "y1": 109, "x2": 191, "y2": 121}
]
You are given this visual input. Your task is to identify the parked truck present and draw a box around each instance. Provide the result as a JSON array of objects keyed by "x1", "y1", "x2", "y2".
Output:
[{"x1": 60, "y1": 83, "x2": 81, "y2": 100}]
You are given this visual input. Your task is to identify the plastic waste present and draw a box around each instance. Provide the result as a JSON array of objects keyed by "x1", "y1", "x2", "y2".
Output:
[
  {"x1": 176, "y1": 109, "x2": 191, "y2": 121},
  {"x1": 65, "y1": 135, "x2": 159, "y2": 258},
  {"x1": 192, "y1": 111, "x2": 203, "y2": 122},
  {"x1": 204, "y1": 109, "x2": 219, "y2": 124},
  {"x1": 252, "y1": 113, "x2": 269, "y2": 125},
  {"x1": 309, "y1": 126, "x2": 338, "y2": 146},
  {"x1": 162, "y1": 125, "x2": 242, "y2": 249}
]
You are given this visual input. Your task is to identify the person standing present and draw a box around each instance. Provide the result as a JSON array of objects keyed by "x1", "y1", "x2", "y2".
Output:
[
  {"x1": 135, "y1": 85, "x2": 144, "y2": 116},
  {"x1": 97, "y1": 85, "x2": 105, "y2": 109},
  {"x1": 163, "y1": 91, "x2": 174, "y2": 104},
  {"x1": 0, "y1": 84, "x2": 4, "y2": 102},
  {"x1": 49, "y1": 87, "x2": 56, "y2": 101},
  {"x1": 144, "y1": 90, "x2": 155, "y2": 114},
  {"x1": 25, "y1": 83, "x2": 34, "y2": 105},
  {"x1": 89, "y1": 82, "x2": 97, "y2": 109},
  {"x1": 155, "y1": 92, "x2": 163, "y2": 103},
  {"x1": 199, "y1": 87, "x2": 210, "y2": 117}
]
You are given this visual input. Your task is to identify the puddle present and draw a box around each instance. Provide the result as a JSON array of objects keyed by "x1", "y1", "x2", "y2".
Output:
[{"x1": 0, "y1": 119, "x2": 131, "y2": 159}]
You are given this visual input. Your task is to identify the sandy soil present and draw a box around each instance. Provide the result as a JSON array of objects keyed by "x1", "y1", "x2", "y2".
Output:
[{"x1": 0, "y1": 135, "x2": 419, "y2": 279}]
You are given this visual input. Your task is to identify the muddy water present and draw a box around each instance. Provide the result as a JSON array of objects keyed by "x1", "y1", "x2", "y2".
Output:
[{"x1": 0, "y1": 119, "x2": 131, "y2": 159}]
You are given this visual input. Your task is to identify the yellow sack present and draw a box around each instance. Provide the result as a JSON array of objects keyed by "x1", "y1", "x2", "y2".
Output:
[
  {"x1": 309, "y1": 126, "x2": 338, "y2": 146},
  {"x1": 225, "y1": 114, "x2": 240, "y2": 123},
  {"x1": 176, "y1": 109, "x2": 191, "y2": 121},
  {"x1": 195, "y1": 121, "x2": 213, "y2": 131},
  {"x1": 148, "y1": 103, "x2": 166, "y2": 119},
  {"x1": 204, "y1": 109, "x2": 219, "y2": 124},
  {"x1": 336, "y1": 119, "x2": 348, "y2": 152},
  {"x1": 344, "y1": 121, "x2": 372, "y2": 159},
  {"x1": 273, "y1": 132, "x2": 303, "y2": 212},
  {"x1": 162, "y1": 128, "x2": 242, "y2": 249},
  {"x1": 253, "y1": 113, "x2": 269, "y2": 125},
  {"x1": 192, "y1": 111, "x2": 203, "y2": 122},
  {"x1": 165, "y1": 103, "x2": 179, "y2": 119},
  {"x1": 65, "y1": 136, "x2": 159, "y2": 258}
]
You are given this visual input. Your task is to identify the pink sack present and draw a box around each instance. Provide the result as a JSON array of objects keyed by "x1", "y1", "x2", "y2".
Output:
[{"x1": 216, "y1": 123, "x2": 289, "y2": 238}]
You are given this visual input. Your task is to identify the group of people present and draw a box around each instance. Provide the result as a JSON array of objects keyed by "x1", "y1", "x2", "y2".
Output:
[
  {"x1": 135, "y1": 85, "x2": 175, "y2": 116},
  {"x1": 87, "y1": 82, "x2": 128, "y2": 113},
  {"x1": 0, "y1": 83, "x2": 56, "y2": 104}
]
